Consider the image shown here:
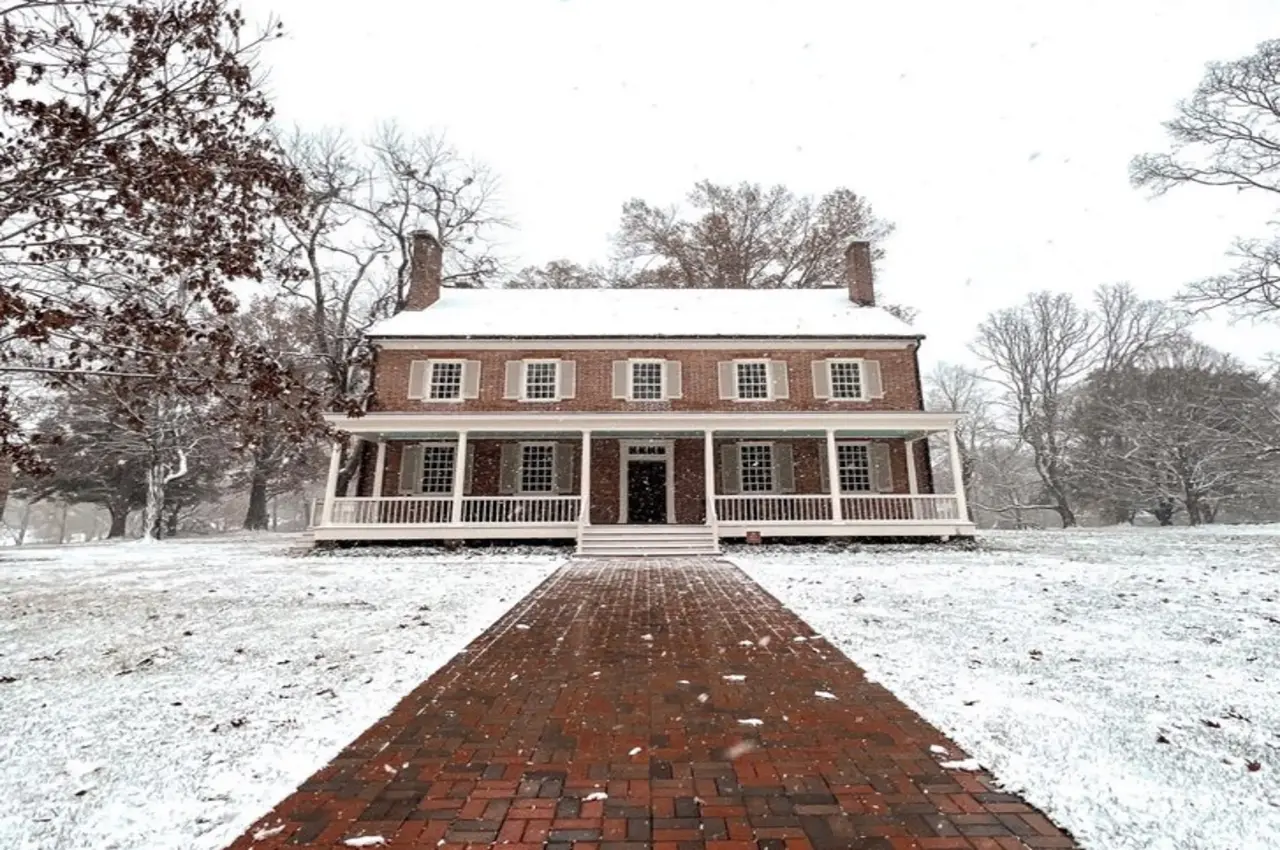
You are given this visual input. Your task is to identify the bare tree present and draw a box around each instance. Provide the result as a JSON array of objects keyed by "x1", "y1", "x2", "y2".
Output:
[
  {"x1": 925, "y1": 362, "x2": 994, "y2": 520},
  {"x1": 1132, "y1": 39, "x2": 1280, "y2": 317}
]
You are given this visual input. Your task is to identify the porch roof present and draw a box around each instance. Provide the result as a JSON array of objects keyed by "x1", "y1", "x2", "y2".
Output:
[{"x1": 324, "y1": 409, "x2": 962, "y2": 440}]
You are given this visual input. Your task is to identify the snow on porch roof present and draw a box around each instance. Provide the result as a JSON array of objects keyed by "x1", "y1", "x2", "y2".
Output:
[{"x1": 366, "y1": 288, "x2": 919, "y2": 339}]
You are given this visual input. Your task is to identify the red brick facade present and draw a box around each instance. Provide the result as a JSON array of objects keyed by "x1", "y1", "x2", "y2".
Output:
[{"x1": 371, "y1": 345, "x2": 923, "y2": 413}]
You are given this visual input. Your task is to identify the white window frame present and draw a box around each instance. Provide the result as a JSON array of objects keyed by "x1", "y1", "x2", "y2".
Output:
[
  {"x1": 827, "y1": 358, "x2": 867, "y2": 401},
  {"x1": 419, "y1": 440, "x2": 459, "y2": 494},
  {"x1": 628, "y1": 358, "x2": 666, "y2": 401},
  {"x1": 423, "y1": 359, "x2": 466, "y2": 402},
  {"x1": 836, "y1": 440, "x2": 873, "y2": 493},
  {"x1": 517, "y1": 441, "x2": 558, "y2": 494},
  {"x1": 521, "y1": 359, "x2": 561, "y2": 402},
  {"x1": 737, "y1": 440, "x2": 777, "y2": 493},
  {"x1": 733, "y1": 359, "x2": 772, "y2": 402}
]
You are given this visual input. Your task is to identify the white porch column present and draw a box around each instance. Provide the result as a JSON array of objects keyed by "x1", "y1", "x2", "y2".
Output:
[
  {"x1": 825, "y1": 429, "x2": 842, "y2": 521},
  {"x1": 947, "y1": 427, "x2": 969, "y2": 521},
  {"x1": 371, "y1": 441, "x2": 387, "y2": 498},
  {"x1": 905, "y1": 438, "x2": 919, "y2": 495},
  {"x1": 703, "y1": 430, "x2": 717, "y2": 525},
  {"x1": 321, "y1": 441, "x2": 342, "y2": 526},
  {"x1": 451, "y1": 431, "x2": 469, "y2": 524},
  {"x1": 579, "y1": 431, "x2": 592, "y2": 525}
]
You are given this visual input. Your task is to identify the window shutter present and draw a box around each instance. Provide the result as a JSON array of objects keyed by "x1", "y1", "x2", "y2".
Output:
[
  {"x1": 818, "y1": 441, "x2": 830, "y2": 493},
  {"x1": 462, "y1": 361, "x2": 482, "y2": 399},
  {"x1": 558, "y1": 360, "x2": 576, "y2": 399},
  {"x1": 718, "y1": 362, "x2": 735, "y2": 399},
  {"x1": 769, "y1": 361, "x2": 790, "y2": 399},
  {"x1": 864, "y1": 359, "x2": 884, "y2": 399},
  {"x1": 498, "y1": 444, "x2": 521, "y2": 494},
  {"x1": 464, "y1": 444, "x2": 476, "y2": 495},
  {"x1": 554, "y1": 442, "x2": 576, "y2": 494},
  {"x1": 871, "y1": 443, "x2": 894, "y2": 492},
  {"x1": 774, "y1": 442, "x2": 796, "y2": 493},
  {"x1": 503, "y1": 361, "x2": 523, "y2": 400},
  {"x1": 407, "y1": 361, "x2": 429, "y2": 400},
  {"x1": 811, "y1": 360, "x2": 831, "y2": 400},
  {"x1": 719, "y1": 444, "x2": 741, "y2": 494},
  {"x1": 398, "y1": 444, "x2": 424, "y2": 494},
  {"x1": 612, "y1": 360, "x2": 628, "y2": 399},
  {"x1": 665, "y1": 361, "x2": 683, "y2": 399}
]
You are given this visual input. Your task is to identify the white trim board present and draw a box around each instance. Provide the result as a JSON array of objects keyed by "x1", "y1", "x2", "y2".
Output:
[{"x1": 375, "y1": 338, "x2": 917, "y2": 351}]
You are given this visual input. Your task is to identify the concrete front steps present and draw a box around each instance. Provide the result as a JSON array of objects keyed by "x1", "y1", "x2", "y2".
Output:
[{"x1": 576, "y1": 524, "x2": 721, "y2": 557}]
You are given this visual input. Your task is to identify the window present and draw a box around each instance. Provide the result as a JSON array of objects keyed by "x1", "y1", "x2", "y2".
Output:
[
  {"x1": 420, "y1": 445, "x2": 457, "y2": 493},
  {"x1": 735, "y1": 361, "x2": 769, "y2": 400},
  {"x1": 519, "y1": 444, "x2": 556, "y2": 493},
  {"x1": 837, "y1": 443, "x2": 872, "y2": 492},
  {"x1": 524, "y1": 361, "x2": 559, "y2": 400},
  {"x1": 630, "y1": 361, "x2": 664, "y2": 400},
  {"x1": 739, "y1": 443, "x2": 775, "y2": 493},
  {"x1": 428, "y1": 361, "x2": 464, "y2": 400},
  {"x1": 829, "y1": 360, "x2": 864, "y2": 400}
]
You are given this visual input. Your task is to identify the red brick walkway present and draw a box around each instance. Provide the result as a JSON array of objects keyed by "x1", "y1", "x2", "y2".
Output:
[{"x1": 229, "y1": 558, "x2": 1076, "y2": 850}]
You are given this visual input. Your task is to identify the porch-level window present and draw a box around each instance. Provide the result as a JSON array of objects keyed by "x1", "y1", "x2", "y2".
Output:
[
  {"x1": 735, "y1": 361, "x2": 770, "y2": 399},
  {"x1": 520, "y1": 444, "x2": 556, "y2": 493},
  {"x1": 421, "y1": 444, "x2": 457, "y2": 493},
  {"x1": 837, "y1": 443, "x2": 872, "y2": 492},
  {"x1": 739, "y1": 443, "x2": 775, "y2": 492}
]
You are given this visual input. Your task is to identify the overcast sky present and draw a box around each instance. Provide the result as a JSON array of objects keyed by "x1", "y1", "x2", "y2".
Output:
[{"x1": 242, "y1": 0, "x2": 1280, "y2": 368}]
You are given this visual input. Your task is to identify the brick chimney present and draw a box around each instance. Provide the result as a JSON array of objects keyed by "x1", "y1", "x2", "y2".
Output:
[
  {"x1": 405, "y1": 230, "x2": 442, "y2": 310},
  {"x1": 844, "y1": 239, "x2": 875, "y2": 306}
]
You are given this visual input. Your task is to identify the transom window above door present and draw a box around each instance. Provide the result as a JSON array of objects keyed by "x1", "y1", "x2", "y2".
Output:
[
  {"x1": 630, "y1": 361, "x2": 664, "y2": 400},
  {"x1": 735, "y1": 361, "x2": 770, "y2": 399}
]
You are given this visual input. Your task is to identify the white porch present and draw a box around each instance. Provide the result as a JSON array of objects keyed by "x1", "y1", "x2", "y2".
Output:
[{"x1": 313, "y1": 410, "x2": 974, "y2": 544}]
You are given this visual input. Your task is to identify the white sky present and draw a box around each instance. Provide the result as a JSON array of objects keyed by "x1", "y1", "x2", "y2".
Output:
[{"x1": 243, "y1": 0, "x2": 1280, "y2": 368}]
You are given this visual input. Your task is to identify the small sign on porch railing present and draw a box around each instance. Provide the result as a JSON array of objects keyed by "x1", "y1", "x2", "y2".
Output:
[{"x1": 745, "y1": 530, "x2": 762, "y2": 545}]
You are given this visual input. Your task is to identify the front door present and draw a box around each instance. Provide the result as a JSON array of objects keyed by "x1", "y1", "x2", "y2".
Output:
[{"x1": 627, "y1": 460, "x2": 668, "y2": 524}]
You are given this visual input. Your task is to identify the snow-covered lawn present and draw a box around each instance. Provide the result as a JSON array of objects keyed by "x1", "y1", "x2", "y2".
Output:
[
  {"x1": 0, "y1": 535, "x2": 562, "y2": 850},
  {"x1": 735, "y1": 525, "x2": 1280, "y2": 850}
]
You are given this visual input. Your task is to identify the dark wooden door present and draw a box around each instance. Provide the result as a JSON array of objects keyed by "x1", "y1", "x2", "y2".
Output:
[{"x1": 627, "y1": 461, "x2": 667, "y2": 524}]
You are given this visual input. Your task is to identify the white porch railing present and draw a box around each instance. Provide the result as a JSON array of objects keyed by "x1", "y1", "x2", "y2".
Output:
[
  {"x1": 714, "y1": 494, "x2": 962, "y2": 523},
  {"x1": 462, "y1": 496, "x2": 580, "y2": 524},
  {"x1": 716, "y1": 495, "x2": 834, "y2": 522},
  {"x1": 319, "y1": 495, "x2": 580, "y2": 526}
]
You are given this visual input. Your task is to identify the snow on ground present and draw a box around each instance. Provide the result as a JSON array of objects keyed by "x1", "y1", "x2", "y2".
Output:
[
  {"x1": 734, "y1": 526, "x2": 1280, "y2": 850},
  {"x1": 0, "y1": 535, "x2": 562, "y2": 850}
]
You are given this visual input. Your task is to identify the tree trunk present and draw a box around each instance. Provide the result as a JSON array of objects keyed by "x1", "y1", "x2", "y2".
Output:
[
  {"x1": 243, "y1": 450, "x2": 270, "y2": 530},
  {"x1": 106, "y1": 506, "x2": 129, "y2": 538},
  {"x1": 15, "y1": 501, "x2": 31, "y2": 545},
  {"x1": 1185, "y1": 495, "x2": 1204, "y2": 526},
  {"x1": 144, "y1": 463, "x2": 166, "y2": 540},
  {"x1": 1153, "y1": 499, "x2": 1176, "y2": 526},
  {"x1": 1054, "y1": 498, "x2": 1078, "y2": 528},
  {"x1": 164, "y1": 502, "x2": 180, "y2": 537}
]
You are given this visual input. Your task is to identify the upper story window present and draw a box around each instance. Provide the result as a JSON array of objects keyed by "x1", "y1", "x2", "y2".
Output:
[
  {"x1": 505, "y1": 359, "x2": 577, "y2": 402},
  {"x1": 428, "y1": 361, "x2": 464, "y2": 400},
  {"x1": 828, "y1": 360, "x2": 864, "y2": 400},
  {"x1": 813, "y1": 357, "x2": 884, "y2": 402},
  {"x1": 735, "y1": 361, "x2": 770, "y2": 399},
  {"x1": 631, "y1": 361, "x2": 664, "y2": 400},
  {"x1": 524, "y1": 360, "x2": 559, "y2": 400},
  {"x1": 408, "y1": 359, "x2": 480, "y2": 402}
]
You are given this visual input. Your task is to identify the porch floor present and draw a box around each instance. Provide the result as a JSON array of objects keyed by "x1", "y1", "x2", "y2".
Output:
[{"x1": 224, "y1": 558, "x2": 1074, "y2": 850}]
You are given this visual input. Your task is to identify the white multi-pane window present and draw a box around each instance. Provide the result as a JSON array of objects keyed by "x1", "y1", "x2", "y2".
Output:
[
  {"x1": 837, "y1": 443, "x2": 872, "y2": 492},
  {"x1": 630, "y1": 361, "x2": 664, "y2": 400},
  {"x1": 420, "y1": 445, "x2": 457, "y2": 493},
  {"x1": 739, "y1": 443, "x2": 775, "y2": 492},
  {"x1": 828, "y1": 360, "x2": 864, "y2": 400},
  {"x1": 524, "y1": 361, "x2": 559, "y2": 400},
  {"x1": 735, "y1": 362, "x2": 770, "y2": 400},
  {"x1": 428, "y1": 361, "x2": 464, "y2": 400},
  {"x1": 520, "y1": 444, "x2": 556, "y2": 493}
]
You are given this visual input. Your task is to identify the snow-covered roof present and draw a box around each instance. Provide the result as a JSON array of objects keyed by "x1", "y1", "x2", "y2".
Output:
[{"x1": 367, "y1": 288, "x2": 918, "y2": 339}]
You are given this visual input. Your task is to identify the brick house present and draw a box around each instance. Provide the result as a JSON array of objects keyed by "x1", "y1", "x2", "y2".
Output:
[{"x1": 317, "y1": 232, "x2": 974, "y2": 553}]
